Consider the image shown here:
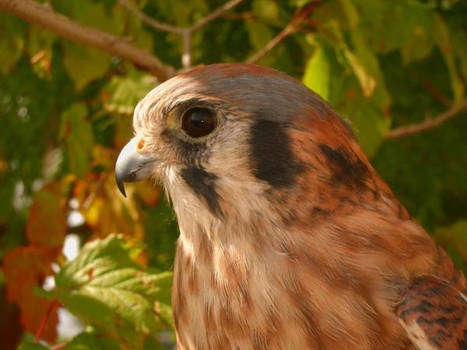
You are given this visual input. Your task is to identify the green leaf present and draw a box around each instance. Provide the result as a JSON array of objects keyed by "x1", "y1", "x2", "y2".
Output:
[
  {"x1": 288, "y1": 0, "x2": 313, "y2": 6},
  {"x1": 145, "y1": 0, "x2": 208, "y2": 28},
  {"x1": 354, "y1": 1, "x2": 435, "y2": 58},
  {"x1": 54, "y1": 235, "x2": 173, "y2": 349},
  {"x1": 246, "y1": 19, "x2": 274, "y2": 51},
  {"x1": 434, "y1": 14, "x2": 465, "y2": 103},
  {"x1": 53, "y1": 0, "x2": 124, "y2": 35},
  {"x1": 399, "y1": 6, "x2": 434, "y2": 64},
  {"x1": 340, "y1": 92, "x2": 390, "y2": 157},
  {"x1": 338, "y1": 0, "x2": 359, "y2": 29},
  {"x1": 0, "y1": 14, "x2": 26, "y2": 73},
  {"x1": 450, "y1": 24, "x2": 467, "y2": 83},
  {"x1": 104, "y1": 68, "x2": 156, "y2": 114},
  {"x1": 303, "y1": 42, "x2": 330, "y2": 100},
  {"x1": 144, "y1": 197, "x2": 179, "y2": 271},
  {"x1": 62, "y1": 41, "x2": 111, "y2": 90},
  {"x1": 314, "y1": 8, "x2": 391, "y2": 154},
  {"x1": 64, "y1": 332, "x2": 122, "y2": 350},
  {"x1": 28, "y1": 24, "x2": 56, "y2": 57},
  {"x1": 53, "y1": 0, "x2": 125, "y2": 88},
  {"x1": 124, "y1": 11, "x2": 154, "y2": 53},
  {"x1": 343, "y1": 48, "x2": 376, "y2": 98},
  {"x1": 252, "y1": 0, "x2": 281, "y2": 25}
]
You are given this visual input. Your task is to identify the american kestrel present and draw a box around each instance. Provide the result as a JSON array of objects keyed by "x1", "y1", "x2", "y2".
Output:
[{"x1": 115, "y1": 63, "x2": 466, "y2": 350}]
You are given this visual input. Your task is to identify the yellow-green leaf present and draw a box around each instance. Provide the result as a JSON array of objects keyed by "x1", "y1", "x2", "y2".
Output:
[
  {"x1": 246, "y1": 19, "x2": 274, "y2": 51},
  {"x1": 303, "y1": 44, "x2": 330, "y2": 100},
  {"x1": 62, "y1": 41, "x2": 111, "y2": 90},
  {"x1": 434, "y1": 14, "x2": 465, "y2": 103}
]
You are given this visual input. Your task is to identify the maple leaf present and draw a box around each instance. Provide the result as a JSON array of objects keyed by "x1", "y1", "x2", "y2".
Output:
[{"x1": 54, "y1": 235, "x2": 172, "y2": 349}]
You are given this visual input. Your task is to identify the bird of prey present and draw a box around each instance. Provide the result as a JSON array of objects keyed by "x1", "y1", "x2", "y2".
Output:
[{"x1": 115, "y1": 64, "x2": 466, "y2": 350}]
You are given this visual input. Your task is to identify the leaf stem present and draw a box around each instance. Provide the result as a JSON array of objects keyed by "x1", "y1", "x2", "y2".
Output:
[{"x1": 35, "y1": 299, "x2": 61, "y2": 343}]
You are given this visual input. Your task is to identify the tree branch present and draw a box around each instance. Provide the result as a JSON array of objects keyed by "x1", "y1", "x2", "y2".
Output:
[
  {"x1": 117, "y1": 0, "x2": 183, "y2": 34},
  {"x1": 246, "y1": 0, "x2": 321, "y2": 64},
  {"x1": 246, "y1": 24, "x2": 295, "y2": 64},
  {"x1": 188, "y1": 0, "x2": 245, "y2": 32},
  {"x1": 179, "y1": 0, "x2": 246, "y2": 69},
  {"x1": 118, "y1": 0, "x2": 244, "y2": 69},
  {"x1": 182, "y1": 31, "x2": 192, "y2": 68},
  {"x1": 385, "y1": 100, "x2": 467, "y2": 139},
  {"x1": 0, "y1": 0, "x2": 175, "y2": 81}
]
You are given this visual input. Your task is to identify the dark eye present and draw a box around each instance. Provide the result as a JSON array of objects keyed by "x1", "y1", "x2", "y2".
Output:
[{"x1": 181, "y1": 107, "x2": 217, "y2": 138}]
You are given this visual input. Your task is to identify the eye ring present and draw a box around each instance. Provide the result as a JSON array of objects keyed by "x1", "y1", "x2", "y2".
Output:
[{"x1": 181, "y1": 107, "x2": 217, "y2": 138}]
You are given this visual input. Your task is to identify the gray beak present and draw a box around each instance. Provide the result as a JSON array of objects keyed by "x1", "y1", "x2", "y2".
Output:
[{"x1": 115, "y1": 137, "x2": 157, "y2": 197}]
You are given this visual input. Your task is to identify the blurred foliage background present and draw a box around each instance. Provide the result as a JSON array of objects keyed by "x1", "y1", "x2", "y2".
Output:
[{"x1": 0, "y1": 0, "x2": 466, "y2": 349}]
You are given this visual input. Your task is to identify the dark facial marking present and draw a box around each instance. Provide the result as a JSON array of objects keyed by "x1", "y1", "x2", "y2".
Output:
[
  {"x1": 250, "y1": 120, "x2": 304, "y2": 188},
  {"x1": 181, "y1": 167, "x2": 222, "y2": 217},
  {"x1": 319, "y1": 144, "x2": 369, "y2": 189}
]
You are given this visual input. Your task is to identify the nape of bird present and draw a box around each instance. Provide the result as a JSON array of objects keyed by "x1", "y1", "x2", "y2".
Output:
[{"x1": 115, "y1": 63, "x2": 466, "y2": 350}]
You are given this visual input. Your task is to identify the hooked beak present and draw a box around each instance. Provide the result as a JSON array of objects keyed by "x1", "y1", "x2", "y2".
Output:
[{"x1": 115, "y1": 137, "x2": 157, "y2": 197}]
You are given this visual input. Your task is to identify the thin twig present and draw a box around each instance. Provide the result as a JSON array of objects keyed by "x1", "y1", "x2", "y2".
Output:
[
  {"x1": 385, "y1": 100, "x2": 467, "y2": 139},
  {"x1": 182, "y1": 31, "x2": 192, "y2": 68},
  {"x1": 189, "y1": 0, "x2": 245, "y2": 32},
  {"x1": 118, "y1": 0, "x2": 183, "y2": 34},
  {"x1": 220, "y1": 11, "x2": 255, "y2": 20},
  {"x1": 182, "y1": 0, "x2": 245, "y2": 68},
  {"x1": 246, "y1": 24, "x2": 295, "y2": 64},
  {"x1": 118, "y1": 0, "x2": 245, "y2": 68},
  {"x1": 423, "y1": 79, "x2": 451, "y2": 107},
  {"x1": 246, "y1": 0, "x2": 321, "y2": 64},
  {"x1": 0, "y1": 0, "x2": 175, "y2": 80}
]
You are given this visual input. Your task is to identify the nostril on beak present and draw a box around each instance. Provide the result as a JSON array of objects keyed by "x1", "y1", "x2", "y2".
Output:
[
  {"x1": 137, "y1": 138, "x2": 145, "y2": 150},
  {"x1": 115, "y1": 136, "x2": 157, "y2": 198}
]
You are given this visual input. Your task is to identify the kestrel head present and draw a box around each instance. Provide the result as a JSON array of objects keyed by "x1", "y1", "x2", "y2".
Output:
[{"x1": 115, "y1": 63, "x2": 391, "y2": 226}]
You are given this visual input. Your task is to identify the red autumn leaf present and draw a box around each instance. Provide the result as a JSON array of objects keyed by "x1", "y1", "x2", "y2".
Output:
[
  {"x1": 26, "y1": 182, "x2": 68, "y2": 247},
  {"x1": 2, "y1": 245, "x2": 60, "y2": 342}
]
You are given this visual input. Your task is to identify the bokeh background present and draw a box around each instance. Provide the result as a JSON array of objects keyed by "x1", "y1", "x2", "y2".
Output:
[{"x1": 0, "y1": 0, "x2": 466, "y2": 349}]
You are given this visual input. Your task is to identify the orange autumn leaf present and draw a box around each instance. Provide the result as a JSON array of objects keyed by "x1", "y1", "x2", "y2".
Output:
[
  {"x1": 26, "y1": 182, "x2": 68, "y2": 247},
  {"x1": 2, "y1": 245, "x2": 60, "y2": 342}
]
